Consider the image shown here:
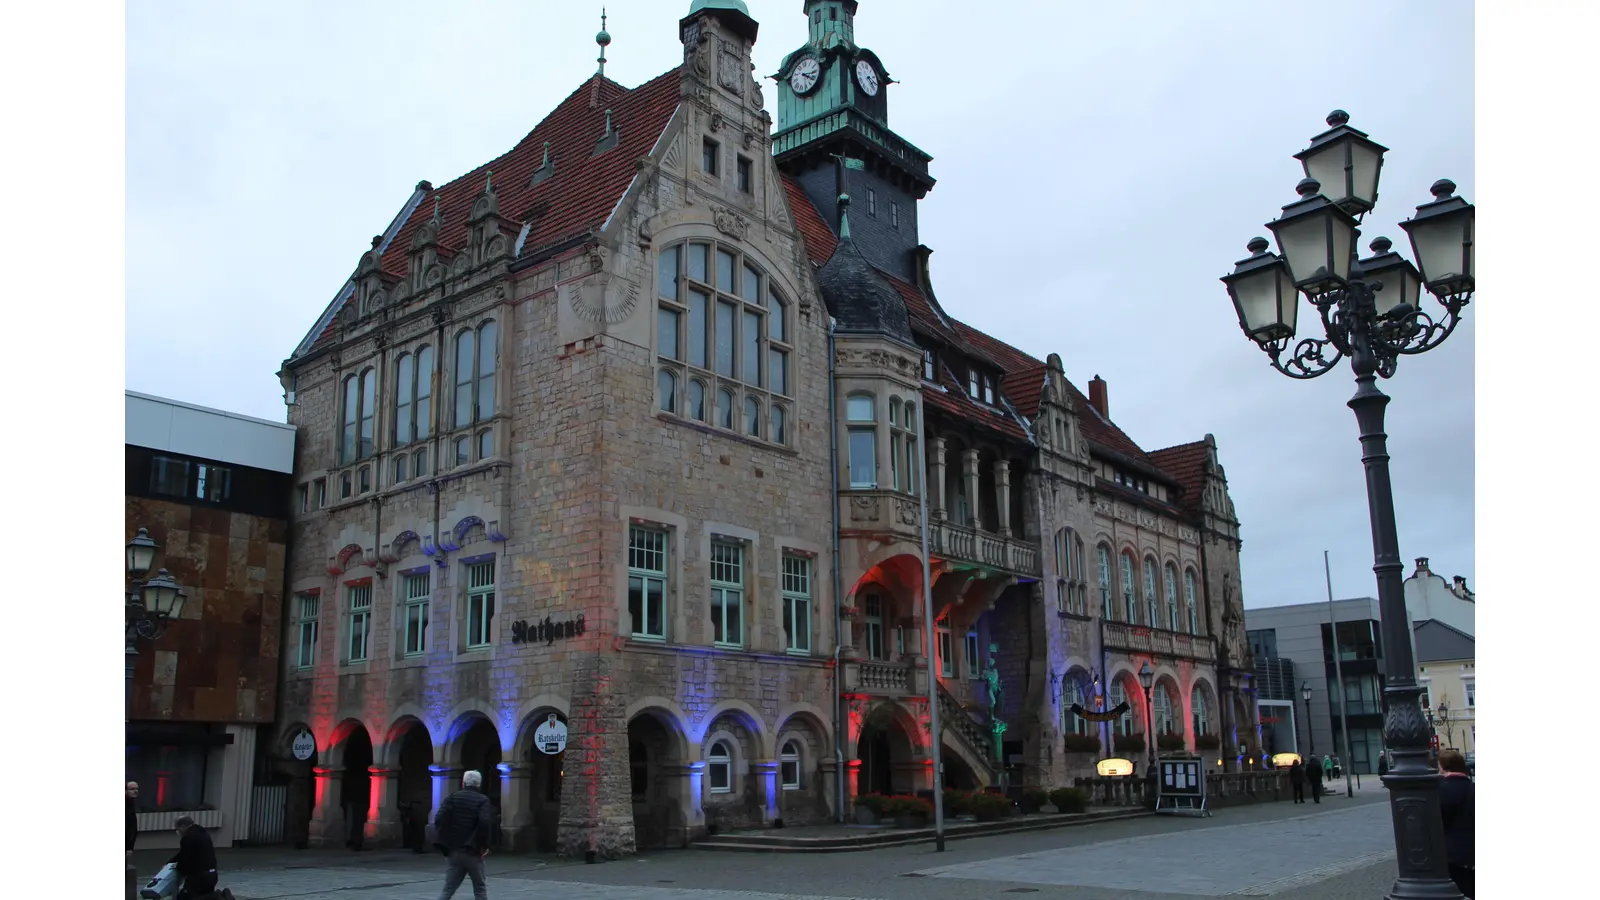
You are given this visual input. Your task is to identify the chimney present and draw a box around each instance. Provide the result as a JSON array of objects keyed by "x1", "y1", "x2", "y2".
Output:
[
  {"x1": 1414, "y1": 557, "x2": 1429, "y2": 573},
  {"x1": 1452, "y1": 575, "x2": 1468, "y2": 594},
  {"x1": 1088, "y1": 375, "x2": 1108, "y2": 418}
]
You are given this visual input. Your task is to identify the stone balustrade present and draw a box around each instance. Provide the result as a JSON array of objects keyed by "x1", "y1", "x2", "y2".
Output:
[
  {"x1": 1102, "y1": 621, "x2": 1216, "y2": 663},
  {"x1": 1072, "y1": 770, "x2": 1291, "y2": 809}
]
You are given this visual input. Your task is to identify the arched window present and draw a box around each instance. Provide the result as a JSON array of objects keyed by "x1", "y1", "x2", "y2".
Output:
[
  {"x1": 415, "y1": 346, "x2": 434, "y2": 441},
  {"x1": 340, "y1": 471, "x2": 352, "y2": 499},
  {"x1": 1120, "y1": 551, "x2": 1138, "y2": 623},
  {"x1": 341, "y1": 374, "x2": 358, "y2": 463},
  {"x1": 846, "y1": 393, "x2": 877, "y2": 488},
  {"x1": 1184, "y1": 569, "x2": 1199, "y2": 634},
  {"x1": 780, "y1": 740, "x2": 801, "y2": 790},
  {"x1": 395, "y1": 353, "x2": 414, "y2": 445},
  {"x1": 1143, "y1": 557, "x2": 1159, "y2": 627},
  {"x1": 744, "y1": 395, "x2": 761, "y2": 438},
  {"x1": 1192, "y1": 687, "x2": 1211, "y2": 736},
  {"x1": 1109, "y1": 680, "x2": 1133, "y2": 735},
  {"x1": 413, "y1": 447, "x2": 429, "y2": 479},
  {"x1": 454, "y1": 435, "x2": 470, "y2": 467},
  {"x1": 688, "y1": 379, "x2": 706, "y2": 421},
  {"x1": 454, "y1": 322, "x2": 498, "y2": 430},
  {"x1": 718, "y1": 387, "x2": 735, "y2": 429},
  {"x1": 770, "y1": 404, "x2": 787, "y2": 444},
  {"x1": 707, "y1": 741, "x2": 732, "y2": 794},
  {"x1": 655, "y1": 240, "x2": 790, "y2": 442},
  {"x1": 476, "y1": 429, "x2": 493, "y2": 461},
  {"x1": 1154, "y1": 683, "x2": 1176, "y2": 735},
  {"x1": 1064, "y1": 677, "x2": 1090, "y2": 735},
  {"x1": 1097, "y1": 545, "x2": 1113, "y2": 619},
  {"x1": 340, "y1": 368, "x2": 377, "y2": 464},
  {"x1": 1165, "y1": 563, "x2": 1180, "y2": 631},
  {"x1": 658, "y1": 369, "x2": 678, "y2": 414},
  {"x1": 1074, "y1": 536, "x2": 1087, "y2": 614},
  {"x1": 1053, "y1": 529, "x2": 1070, "y2": 614}
]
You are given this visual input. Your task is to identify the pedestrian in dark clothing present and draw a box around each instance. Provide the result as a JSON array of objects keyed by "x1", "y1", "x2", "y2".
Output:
[
  {"x1": 127, "y1": 782, "x2": 140, "y2": 853},
  {"x1": 1288, "y1": 760, "x2": 1306, "y2": 803},
  {"x1": 1306, "y1": 756, "x2": 1324, "y2": 803},
  {"x1": 433, "y1": 770, "x2": 496, "y2": 900},
  {"x1": 1438, "y1": 749, "x2": 1474, "y2": 898},
  {"x1": 169, "y1": 815, "x2": 219, "y2": 900}
]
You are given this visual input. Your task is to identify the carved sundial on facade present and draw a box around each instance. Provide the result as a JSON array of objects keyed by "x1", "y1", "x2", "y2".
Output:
[{"x1": 567, "y1": 278, "x2": 640, "y2": 326}]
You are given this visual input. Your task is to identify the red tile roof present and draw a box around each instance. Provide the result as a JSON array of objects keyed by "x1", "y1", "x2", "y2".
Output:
[
  {"x1": 782, "y1": 174, "x2": 837, "y2": 262},
  {"x1": 297, "y1": 70, "x2": 682, "y2": 357},
  {"x1": 1147, "y1": 440, "x2": 1210, "y2": 513}
]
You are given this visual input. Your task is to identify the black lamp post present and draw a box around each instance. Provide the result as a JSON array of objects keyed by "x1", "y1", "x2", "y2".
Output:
[
  {"x1": 1301, "y1": 681, "x2": 1315, "y2": 758},
  {"x1": 126, "y1": 528, "x2": 185, "y2": 900},
  {"x1": 1138, "y1": 661, "x2": 1156, "y2": 773},
  {"x1": 1437, "y1": 700, "x2": 1452, "y2": 750},
  {"x1": 1221, "y1": 111, "x2": 1472, "y2": 900}
]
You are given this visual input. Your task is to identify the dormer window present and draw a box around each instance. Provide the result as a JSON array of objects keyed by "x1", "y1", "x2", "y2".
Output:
[
  {"x1": 1113, "y1": 469, "x2": 1151, "y2": 495},
  {"x1": 922, "y1": 352, "x2": 935, "y2": 381},
  {"x1": 983, "y1": 376, "x2": 995, "y2": 406},
  {"x1": 867, "y1": 189, "x2": 877, "y2": 218},
  {"x1": 967, "y1": 369, "x2": 979, "y2": 399}
]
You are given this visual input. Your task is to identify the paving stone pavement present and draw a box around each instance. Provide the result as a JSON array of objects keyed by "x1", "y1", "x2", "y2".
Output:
[
  {"x1": 225, "y1": 867, "x2": 879, "y2": 900},
  {"x1": 909, "y1": 801, "x2": 1394, "y2": 896}
]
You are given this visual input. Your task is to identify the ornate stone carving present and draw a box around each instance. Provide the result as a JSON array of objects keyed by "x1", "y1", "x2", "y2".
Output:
[
  {"x1": 709, "y1": 112, "x2": 725, "y2": 133},
  {"x1": 712, "y1": 205, "x2": 750, "y2": 240},
  {"x1": 849, "y1": 496, "x2": 881, "y2": 522},
  {"x1": 568, "y1": 278, "x2": 640, "y2": 325},
  {"x1": 717, "y1": 40, "x2": 742, "y2": 92},
  {"x1": 742, "y1": 129, "x2": 756, "y2": 151},
  {"x1": 895, "y1": 498, "x2": 920, "y2": 527},
  {"x1": 586, "y1": 243, "x2": 608, "y2": 275}
]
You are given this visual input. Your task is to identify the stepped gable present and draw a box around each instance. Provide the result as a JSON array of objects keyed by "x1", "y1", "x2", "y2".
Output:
[
  {"x1": 297, "y1": 70, "x2": 681, "y2": 357},
  {"x1": 1148, "y1": 440, "x2": 1211, "y2": 514}
]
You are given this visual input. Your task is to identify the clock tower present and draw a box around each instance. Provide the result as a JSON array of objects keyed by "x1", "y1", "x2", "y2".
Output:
[{"x1": 772, "y1": 0, "x2": 936, "y2": 281}]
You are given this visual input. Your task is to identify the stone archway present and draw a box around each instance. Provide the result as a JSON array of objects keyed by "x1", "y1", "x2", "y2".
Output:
[
  {"x1": 516, "y1": 710, "x2": 567, "y2": 853},
  {"x1": 627, "y1": 711, "x2": 687, "y2": 850},
  {"x1": 385, "y1": 718, "x2": 433, "y2": 851},
  {"x1": 334, "y1": 723, "x2": 373, "y2": 850},
  {"x1": 454, "y1": 718, "x2": 503, "y2": 812},
  {"x1": 855, "y1": 704, "x2": 919, "y2": 797}
]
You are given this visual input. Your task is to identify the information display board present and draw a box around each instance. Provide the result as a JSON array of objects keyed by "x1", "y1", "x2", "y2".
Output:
[{"x1": 1155, "y1": 757, "x2": 1211, "y2": 817}]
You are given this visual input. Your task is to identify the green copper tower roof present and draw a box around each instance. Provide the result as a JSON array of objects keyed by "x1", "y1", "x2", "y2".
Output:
[{"x1": 687, "y1": 0, "x2": 750, "y2": 15}]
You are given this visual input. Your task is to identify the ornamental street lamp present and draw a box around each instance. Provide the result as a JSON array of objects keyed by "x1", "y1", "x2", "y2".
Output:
[
  {"x1": 1301, "y1": 681, "x2": 1315, "y2": 758},
  {"x1": 1138, "y1": 661, "x2": 1156, "y2": 774},
  {"x1": 127, "y1": 529, "x2": 187, "y2": 710},
  {"x1": 1221, "y1": 110, "x2": 1472, "y2": 900},
  {"x1": 1437, "y1": 700, "x2": 1452, "y2": 750}
]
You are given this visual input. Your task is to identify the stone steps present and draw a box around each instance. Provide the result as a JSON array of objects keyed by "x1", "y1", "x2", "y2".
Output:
[{"x1": 691, "y1": 808, "x2": 1150, "y2": 853}]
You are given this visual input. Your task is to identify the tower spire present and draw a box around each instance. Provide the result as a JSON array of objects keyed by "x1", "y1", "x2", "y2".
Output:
[{"x1": 595, "y1": 8, "x2": 611, "y2": 77}]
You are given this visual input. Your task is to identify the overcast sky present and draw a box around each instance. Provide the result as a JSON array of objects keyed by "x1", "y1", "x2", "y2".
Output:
[{"x1": 126, "y1": 0, "x2": 1474, "y2": 609}]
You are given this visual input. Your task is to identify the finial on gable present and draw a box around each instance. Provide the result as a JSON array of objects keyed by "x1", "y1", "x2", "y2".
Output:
[{"x1": 596, "y1": 8, "x2": 611, "y2": 76}]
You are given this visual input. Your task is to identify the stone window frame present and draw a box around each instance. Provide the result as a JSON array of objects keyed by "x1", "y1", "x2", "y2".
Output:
[
  {"x1": 447, "y1": 319, "x2": 500, "y2": 470},
  {"x1": 339, "y1": 366, "x2": 377, "y2": 465},
  {"x1": 463, "y1": 556, "x2": 497, "y2": 651},
  {"x1": 399, "y1": 568, "x2": 431, "y2": 658},
  {"x1": 887, "y1": 397, "x2": 919, "y2": 496},
  {"x1": 845, "y1": 392, "x2": 877, "y2": 488},
  {"x1": 1164, "y1": 562, "x2": 1181, "y2": 632},
  {"x1": 1119, "y1": 549, "x2": 1138, "y2": 624},
  {"x1": 1143, "y1": 556, "x2": 1160, "y2": 629},
  {"x1": 736, "y1": 154, "x2": 753, "y2": 194},
  {"x1": 655, "y1": 240, "x2": 794, "y2": 447},
  {"x1": 391, "y1": 343, "x2": 436, "y2": 452},
  {"x1": 964, "y1": 630, "x2": 980, "y2": 679},
  {"x1": 779, "y1": 739, "x2": 802, "y2": 790},
  {"x1": 344, "y1": 578, "x2": 374, "y2": 665},
  {"x1": 293, "y1": 590, "x2": 321, "y2": 670},
  {"x1": 627, "y1": 524, "x2": 671, "y2": 642},
  {"x1": 1183, "y1": 568, "x2": 1200, "y2": 635},
  {"x1": 709, "y1": 538, "x2": 746, "y2": 649},
  {"x1": 706, "y1": 738, "x2": 735, "y2": 794},
  {"x1": 1096, "y1": 544, "x2": 1113, "y2": 620}
]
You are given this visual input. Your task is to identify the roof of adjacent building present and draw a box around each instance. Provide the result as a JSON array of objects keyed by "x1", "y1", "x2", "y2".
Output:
[
  {"x1": 1148, "y1": 440, "x2": 1211, "y2": 513},
  {"x1": 126, "y1": 391, "x2": 296, "y2": 474},
  {"x1": 288, "y1": 60, "x2": 1216, "y2": 503},
  {"x1": 1412, "y1": 619, "x2": 1475, "y2": 662}
]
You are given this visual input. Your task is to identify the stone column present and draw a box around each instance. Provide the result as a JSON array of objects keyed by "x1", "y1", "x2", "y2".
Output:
[
  {"x1": 430, "y1": 765, "x2": 462, "y2": 811},
  {"x1": 661, "y1": 761, "x2": 707, "y2": 845},
  {"x1": 367, "y1": 766, "x2": 401, "y2": 847},
  {"x1": 557, "y1": 654, "x2": 636, "y2": 859},
  {"x1": 752, "y1": 760, "x2": 780, "y2": 825},
  {"x1": 308, "y1": 766, "x2": 344, "y2": 848},
  {"x1": 929, "y1": 436, "x2": 947, "y2": 521},
  {"x1": 994, "y1": 458, "x2": 1012, "y2": 537},
  {"x1": 819, "y1": 757, "x2": 842, "y2": 820},
  {"x1": 962, "y1": 449, "x2": 981, "y2": 528},
  {"x1": 498, "y1": 763, "x2": 535, "y2": 852}
]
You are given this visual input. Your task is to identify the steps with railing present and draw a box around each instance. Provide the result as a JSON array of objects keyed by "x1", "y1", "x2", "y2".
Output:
[{"x1": 937, "y1": 682, "x2": 999, "y2": 783}]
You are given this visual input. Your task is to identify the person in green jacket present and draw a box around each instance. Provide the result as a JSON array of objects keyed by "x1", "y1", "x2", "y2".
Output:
[{"x1": 1322, "y1": 754, "x2": 1334, "y2": 785}]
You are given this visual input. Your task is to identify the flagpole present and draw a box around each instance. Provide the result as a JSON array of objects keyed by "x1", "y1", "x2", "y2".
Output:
[{"x1": 1325, "y1": 550, "x2": 1356, "y2": 797}]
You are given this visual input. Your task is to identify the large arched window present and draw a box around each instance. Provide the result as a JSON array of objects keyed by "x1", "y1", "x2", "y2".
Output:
[
  {"x1": 1097, "y1": 545, "x2": 1113, "y2": 619},
  {"x1": 453, "y1": 321, "x2": 498, "y2": 431},
  {"x1": 1164, "y1": 563, "x2": 1180, "y2": 631},
  {"x1": 1184, "y1": 569, "x2": 1199, "y2": 634},
  {"x1": 1108, "y1": 680, "x2": 1133, "y2": 735},
  {"x1": 1120, "y1": 551, "x2": 1138, "y2": 623},
  {"x1": 340, "y1": 368, "x2": 376, "y2": 464},
  {"x1": 846, "y1": 393, "x2": 877, "y2": 488},
  {"x1": 656, "y1": 240, "x2": 791, "y2": 444},
  {"x1": 707, "y1": 740, "x2": 732, "y2": 794},
  {"x1": 1153, "y1": 684, "x2": 1176, "y2": 735},
  {"x1": 393, "y1": 345, "x2": 434, "y2": 450},
  {"x1": 780, "y1": 740, "x2": 802, "y2": 790},
  {"x1": 1191, "y1": 687, "x2": 1211, "y2": 736},
  {"x1": 1064, "y1": 677, "x2": 1090, "y2": 735},
  {"x1": 1143, "y1": 557, "x2": 1159, "y2": 627}
]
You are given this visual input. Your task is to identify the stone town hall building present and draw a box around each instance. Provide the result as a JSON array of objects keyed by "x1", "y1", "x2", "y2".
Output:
[{"x1": 273, "y1": 0, "x2": 1258, "y2": 857}]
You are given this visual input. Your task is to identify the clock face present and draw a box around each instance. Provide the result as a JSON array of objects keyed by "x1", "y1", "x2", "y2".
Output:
[
  {"x1": 789, "y1": 56, "x2": 821, "y2": 95},
  {"x1": 855, "y1": 60, "x2": 880, "y2": 96}
]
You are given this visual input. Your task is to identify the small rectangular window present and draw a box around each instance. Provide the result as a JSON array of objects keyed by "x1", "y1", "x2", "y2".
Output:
[
  {"x1": 710, "y1": 540, "x2": 744, "y2": 648},
  {"x1": 937, "y1": 624, "x2": 953, "y2": 677},
  {"x1": 964, "y1": 632, "x2": 980, "y2": 678},
  {"x1": 967, "y1": 369, "x2": 980, "y2": 399},
  {"x1": 314, "y1": 478, "x2": 327, "y2": 509},
  {"x1": 891, "y1": 202, "x2": 900, "y2": 229},
  {"x1": 782, "y1": 554, "x2": 812, "y2": 654},
  {"x1": 737, "y1": 156, "x2": 753, "y2": 193},
  {"x1": 346, "y1": 583, "x2": 372, "y2": 662},
  {"x1": 867, "y1": 188, "x2": 877, "y2": 217},
  {"x1": 628, "y1": 526, "x2": 668, "y2": 639},
  {"x1": 297, "y1": 484, "x2": 309, "y2": 514},
  {"x1": 702, "y1": 138, "x2": 719, "y2": 176},
  {"x1": 402, "y1": 571, "x2": 430, "y2": 657},
  {"x1": 466, "y1": 560, "x2": 496, "y2": 648},
  {"x1": 295, "y1": 593, "x2": 320, "y2": 669},
  {"x1": 983, "y1": 376, "x2": 995, "y2": 406},
  {"x1": 149, "y1": 456, "x2": 191, "y2": 498},
  {"x1": 923, "y1": 353, "x2": 935, "y2": 381}
]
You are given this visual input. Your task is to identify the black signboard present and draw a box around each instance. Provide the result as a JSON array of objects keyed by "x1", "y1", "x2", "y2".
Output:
[{"x1": 1156, "y1": 757, "x2": 1211, "y2": 817}]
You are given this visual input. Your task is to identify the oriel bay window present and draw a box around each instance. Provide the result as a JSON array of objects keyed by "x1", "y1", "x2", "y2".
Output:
[
  {"x1": 889, "y1": 398, "x2": 919, "y2": 495},
  {"x1": 846, "y1": 394, "x2": 876, "y2": 488},
  {"x1": 710, "y1": 540, "x2": 745, "y2": 648},
  {"x1": 655, "y1": 241, "x2": 792, "y2": 444}
]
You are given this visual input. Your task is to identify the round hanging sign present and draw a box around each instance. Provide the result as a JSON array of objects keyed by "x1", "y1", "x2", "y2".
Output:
[
  {"x1": 533, "y1": 714, "x2": 567, "y2": 756},
  {"x1": 291, "y1": 730, "x2": 316, "y2": 761}
]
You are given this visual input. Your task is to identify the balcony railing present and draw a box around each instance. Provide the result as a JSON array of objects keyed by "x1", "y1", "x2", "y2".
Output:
[
  {"x1": 844, "y1": 660, "x2": 918, "y2": 698},
  {"x1": 930, "y1": 519, "x2": 1041, "y2": 577},
  {"x1": 1102, "y1": 621, "x2": 1216, "y2": 663}
]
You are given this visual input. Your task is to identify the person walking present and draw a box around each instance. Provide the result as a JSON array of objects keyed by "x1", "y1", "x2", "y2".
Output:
[
  {"x1": 168, "y1": 815, "x2": 219, "y2": 900},
  {"x1": 1321, "y1": 754, "x2": 1334, "y2": 786},
  {"x1": 1438, "y1": 749, "x2": 1474, "y2": 898},
  {"x1": 1288, "y1": 760, "x2": 1306, "y2": 804},
  {"x1": 1305, "y1": 754, "x2": 1324, "y2": 803},
  {"x1": 433, "y1": 770, "x2": 496, "y2": 900},
  {"x1": 128, "y1": 781, "x2": 141, "y2": 898}
]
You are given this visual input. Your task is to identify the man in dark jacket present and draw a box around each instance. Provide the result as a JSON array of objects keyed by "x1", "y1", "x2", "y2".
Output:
[
  {"x1": 169, "y1": 815, "x2": 218, "y2": 900},
  {"x1": 127, "y1": 782, "x2": 140, "y2": 854},
  {"x1": 433, "y1": 770, "x2": 495, "y2": 900},
  {"x1": 1305, "y1": 756, "x2": 1324, "y2": 803},
  {"x1": 1288, "y1": 760, "x2": 1306, "y2": 803},
  {"x1": 1438, "y1": 749, "x2": 1474, "y2": 898}
]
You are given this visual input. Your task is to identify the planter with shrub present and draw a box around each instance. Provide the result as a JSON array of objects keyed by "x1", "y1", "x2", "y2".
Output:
[
  {"x1": 1019, "y1": 786, "x2": 1049, "y2": 814},
  {"x1": 883, "y1": 795, "x2": 933, "y2": 829},
  {"x1": 942, "y1": 789, "x2": 973, "y2": 817},
  {"x1": 968, "y1": 791, "x2": 1013, "y2": 822},
  {"x1": 853, "y1": 793, "x2": 887, "y2": 825},
  {"x1": 1063, "y1": 733, "x2": 1102, "y2": 753},
  {"x1": 1113, "y1": 733, "x2": 1146, "y2": 754},
  {"x1": 1195, "y1": 733, "x2": 1221, "y2": 751},
  {"x1": 1048, "y1": 786, "x2": 1089, "y2": 814},
  {"x1": 1157, "y1": 733, "x2": 1188, "y2": 753}
]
